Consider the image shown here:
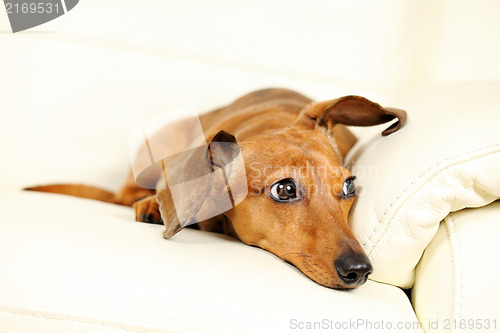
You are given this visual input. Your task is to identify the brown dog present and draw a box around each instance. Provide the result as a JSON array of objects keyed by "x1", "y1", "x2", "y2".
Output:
[{"x1": 28, "y1": 88, "x2": 406, "y2": 289}]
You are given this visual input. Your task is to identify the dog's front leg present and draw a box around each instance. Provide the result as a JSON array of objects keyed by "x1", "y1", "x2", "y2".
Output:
[{"x1": 133, "y1": 195, "x2": 162, "y2": 224}]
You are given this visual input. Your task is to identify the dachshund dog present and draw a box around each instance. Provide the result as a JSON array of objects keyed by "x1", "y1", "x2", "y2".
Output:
[{"x1": 28, "y1": 88, "x2": 406, "y2": 289}]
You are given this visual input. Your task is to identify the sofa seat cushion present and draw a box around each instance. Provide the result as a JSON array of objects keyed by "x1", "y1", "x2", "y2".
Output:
[{"x1": 0, "y1": 190, "x2": 420, "y2": 333}]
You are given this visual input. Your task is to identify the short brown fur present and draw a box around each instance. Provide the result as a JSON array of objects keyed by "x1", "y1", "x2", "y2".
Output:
[{"x1": 27, "y1": 88, "x2": 406, "y2": 289}]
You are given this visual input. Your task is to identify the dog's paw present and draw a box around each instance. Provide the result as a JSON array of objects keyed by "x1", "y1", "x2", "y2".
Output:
[{"x1": 133, "y1": 196, "x2": 163, "y2": 224}]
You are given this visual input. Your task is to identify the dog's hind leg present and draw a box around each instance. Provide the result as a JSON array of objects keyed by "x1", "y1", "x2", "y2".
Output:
[{"x1": 114, "y1": 172, "x2": 156, "y2": 207}]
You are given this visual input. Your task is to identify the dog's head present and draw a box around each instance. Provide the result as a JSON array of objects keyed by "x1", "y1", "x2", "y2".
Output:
[{"x1": 157, "y1": 96, "x2": 406, "y2": 289}]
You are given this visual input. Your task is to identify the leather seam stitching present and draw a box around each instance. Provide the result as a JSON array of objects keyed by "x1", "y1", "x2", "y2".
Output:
[
  {"x1": 0, "y1": 304, "x2": 183, "y2": 333},
  {"x1": 362, "y1": 143, "x2": 500, "y2": 252}
]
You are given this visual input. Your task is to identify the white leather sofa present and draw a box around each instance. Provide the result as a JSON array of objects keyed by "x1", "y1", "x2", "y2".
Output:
[{"x1": 1, "y1": 1, "x2": 499, "y2": 332}]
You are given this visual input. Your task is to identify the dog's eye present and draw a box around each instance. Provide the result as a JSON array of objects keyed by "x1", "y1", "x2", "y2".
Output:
[
  {"x1": 270, "y1": 178, "x2": 298, "y2": 202},
  {"x1": 340, "y1": 177, "x2": 356, "y2": 199}
]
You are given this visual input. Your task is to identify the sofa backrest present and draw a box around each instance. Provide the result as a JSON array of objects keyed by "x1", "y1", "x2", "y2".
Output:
[{"x1": 1, "y1": 0, "x2": 499, "y2": 190}]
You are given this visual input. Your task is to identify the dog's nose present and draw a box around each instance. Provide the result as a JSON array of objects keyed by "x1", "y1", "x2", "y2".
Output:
[{"x1": 335, "y1": 253, "x2": 373, "y2": 287}]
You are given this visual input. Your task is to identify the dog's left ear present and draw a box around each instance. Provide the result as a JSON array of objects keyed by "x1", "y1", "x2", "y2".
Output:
[
  {"x1": 157, "y1": 130, "x2": 241, "y2": 238},
  {"x1": 298, "y1": 95, "x2": 407, "y2": 136}
]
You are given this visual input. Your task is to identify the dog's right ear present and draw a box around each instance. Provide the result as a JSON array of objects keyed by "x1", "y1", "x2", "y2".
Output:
[
  {"x1": 298, "y1": 95, "x2": 407, "y2": 136},
  {"x1": 157, "y1": 130, "x2": 241, "y2": 238}
]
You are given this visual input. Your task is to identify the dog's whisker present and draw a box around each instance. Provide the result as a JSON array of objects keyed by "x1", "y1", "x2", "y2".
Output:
[{"x1": 282, "y1": 252, "x2": 312, "y2": 258}]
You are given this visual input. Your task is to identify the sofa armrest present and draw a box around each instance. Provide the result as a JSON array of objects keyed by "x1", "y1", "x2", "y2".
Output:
[{"x1": 412, "y1": 200, "x2": 500, "y2": 332}]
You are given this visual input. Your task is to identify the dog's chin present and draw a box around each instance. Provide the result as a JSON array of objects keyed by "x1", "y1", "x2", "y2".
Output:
[
  {"x1": 284, "y1": 259, "x2": 360, "y2": 290},
  {"x1": 310, "y1": 277, "x2": 359, "y2": 291},
  {"x1": 327, "y1": 283, "x2": 358, "y2": 291}
]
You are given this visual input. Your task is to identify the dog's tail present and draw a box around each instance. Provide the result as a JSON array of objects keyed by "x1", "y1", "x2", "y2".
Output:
[{"x1": 25, "y1": 184, "x2": 117, "y2": 204}]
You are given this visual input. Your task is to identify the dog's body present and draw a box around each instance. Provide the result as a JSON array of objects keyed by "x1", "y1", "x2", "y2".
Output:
[{"x1": 29, "y1": 88, "x2": 406, "y2": 289}]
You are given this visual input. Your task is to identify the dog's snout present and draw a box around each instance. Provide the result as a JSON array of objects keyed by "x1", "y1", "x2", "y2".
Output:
[{"x1": 335, "y1": 253, "x2": 373, "y2": 287}]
